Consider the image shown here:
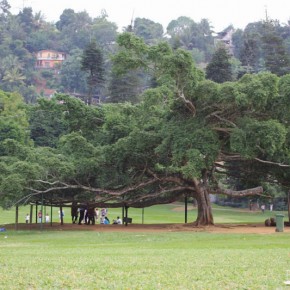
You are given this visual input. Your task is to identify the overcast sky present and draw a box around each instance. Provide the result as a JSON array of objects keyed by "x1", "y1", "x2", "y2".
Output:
[{"x1": 8, "y1": 0, "x2": 290, "y2": 32}]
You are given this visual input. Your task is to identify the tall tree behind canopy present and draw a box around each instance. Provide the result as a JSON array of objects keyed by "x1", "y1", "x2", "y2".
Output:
[
  {"x1": 233, "y1": 20, "x2": 290, "y2": 75},
  {"x1": 0, "y1": 0, "x2": 10, "y2": 16},
  {"x1": 133, "y1": 17, "x2": 164, "y2": 44},
  {"x1": 90, "y1": 12, "x2": 118, "y2": 51},
  {"x1": 60, "y1": 48, "x2": 87, "y2": 95},
  {"x1": 108, "y1": 69, "x2": 142, "y2": 103},
  {"x1": 205, "y1": 46, "x2": 233, "y2": 83},
  {"x1": 261, "y1": 20, "x2": 290, "y2": 76},
  {"x1": 81, "y1": 40, "x2": 105, "y2": 105},
  {"x1": 167, "y1": 16, "x2": 214, "y2": 63}
]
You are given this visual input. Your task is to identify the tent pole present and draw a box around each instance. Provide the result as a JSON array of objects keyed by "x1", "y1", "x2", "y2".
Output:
[{"x1": 185, "y1": 195, "x2": 188, "y2": 224}]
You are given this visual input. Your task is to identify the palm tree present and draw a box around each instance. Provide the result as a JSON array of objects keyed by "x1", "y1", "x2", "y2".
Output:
[{"x1": 2, "y1": 67, "x2": 26, "y2": 91}]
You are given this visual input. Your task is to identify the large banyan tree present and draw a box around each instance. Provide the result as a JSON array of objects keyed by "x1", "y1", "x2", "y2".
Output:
[{"x1": 1, "y1": 33, "x2": 290, "y2": 225}]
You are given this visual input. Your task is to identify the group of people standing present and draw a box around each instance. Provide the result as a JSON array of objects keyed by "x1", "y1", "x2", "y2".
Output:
[
  {"x1": 249, "y1": 201, "x2": 274, "y2": 212},
  {"x1": 25, "y1": 204, "x2": 123, "y2": 225},
  {"x1": 25, "y1": 210, "x2": 50, "y2": 224},
  {"x1": 71, "y1": 203, "x2": 122, "y2": 225}
]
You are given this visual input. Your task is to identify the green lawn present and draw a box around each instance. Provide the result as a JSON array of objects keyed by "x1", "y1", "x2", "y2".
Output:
[
  {"x1": 0, "y1": 202, "x2": 285, "y2": 225},
  {"x1": 0, "y1": 204, "x2": 289, "y2": 289},
  {"x1": 1, "y1": 230, "x2": 290, "y2": 289}
]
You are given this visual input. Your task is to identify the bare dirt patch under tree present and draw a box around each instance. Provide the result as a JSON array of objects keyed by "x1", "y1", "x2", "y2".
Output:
[{"x1": 5, "y1": 222, "x2": 290, "y2": 234}]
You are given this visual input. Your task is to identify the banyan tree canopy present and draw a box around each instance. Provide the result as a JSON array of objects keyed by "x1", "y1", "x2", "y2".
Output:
[{"x1": 18, "y1": 177, "x2": 263, "y2": 210}]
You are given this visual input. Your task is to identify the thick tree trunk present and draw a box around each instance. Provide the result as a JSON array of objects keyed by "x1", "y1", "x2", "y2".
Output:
[{"x1": 192, "y1": 178, "x2": 214, "y2": 226}]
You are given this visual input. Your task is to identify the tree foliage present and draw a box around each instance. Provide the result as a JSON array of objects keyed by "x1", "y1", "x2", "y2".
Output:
[
  {"x1": 233, "y1": 20, "x2": 290, "y2": 76},
  {"x1": 28, "y1": 97, "x2": 68, "y2": 147},
  {"x1": 206, "y1": 47, "x2": 233, "y2": 83},
  {"x1": 60, "y1": 48, "x2": 87, "y2": 95},
  {"x1": 0, "y1": 8, "x2": 290, "y2": 224},
  {"x1": 0, "y1": 2, "x2": 290, "y2": 105},
  {"x1": 81, "y1": 40, "x2": 105, "y2": 104},
  {"x1": 133, "y1": 18, "x2": 164, "y2": 44},
  {"x1": 0, "y1": 90, "x2": 29, "y2": 150}
]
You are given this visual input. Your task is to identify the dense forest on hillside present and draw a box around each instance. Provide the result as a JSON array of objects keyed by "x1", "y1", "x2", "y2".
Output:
[{"x1": 0, "y1": 0, "x2": 289, "y2": 103}]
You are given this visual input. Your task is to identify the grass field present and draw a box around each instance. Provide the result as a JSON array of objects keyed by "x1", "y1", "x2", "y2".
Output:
[
  {"x1": 1, "y1": 230, "x2": 290, "y2": 289},
  {"x1": 1, "y1": 203, "x2": 290, "y2": 289},
  {"x1": 0, "y1": 202, "x2": 285, "y2": 225}
]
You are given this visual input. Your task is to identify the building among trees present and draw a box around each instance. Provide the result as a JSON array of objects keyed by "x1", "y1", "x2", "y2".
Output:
[
  {"x1": 214, "y1": 26, "x2": 235, "y2": 55},
  {"x1": 35, "y1": 50, "x2": 67, "y2": 69}
]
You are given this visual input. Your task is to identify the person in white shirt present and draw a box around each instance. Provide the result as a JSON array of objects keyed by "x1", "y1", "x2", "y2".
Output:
[
  {"x1": 95, "y1": 208, "x2": 99, "y2": 223},
  {"x1": 270, "y1": 203, "x2": 273, "y2": 211},
  {"x1": 261, "y1": 204, "x2": 265, "y2": 213},
  {"x1": 25, "y1": 214, "x2": 30, "y2": 224},
  {"x1": 116, "y1": 216, "x2": 122, "y2": 224}
]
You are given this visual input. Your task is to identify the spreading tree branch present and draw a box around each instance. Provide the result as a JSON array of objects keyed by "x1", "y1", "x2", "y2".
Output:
[
  {"x1": 254, "y1": 158, "x2": 290, "y2": 168},
  {"x1": 206, "y1": 111, "x2": 237, "y2": 128},
  {"x1": 177, "y1": 90, "x2": 196, "y2": 116}
]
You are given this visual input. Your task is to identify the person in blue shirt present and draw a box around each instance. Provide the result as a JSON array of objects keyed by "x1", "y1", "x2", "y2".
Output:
[{"x1": 104, "y1": 216, "x2": 110, "y2": 224}]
